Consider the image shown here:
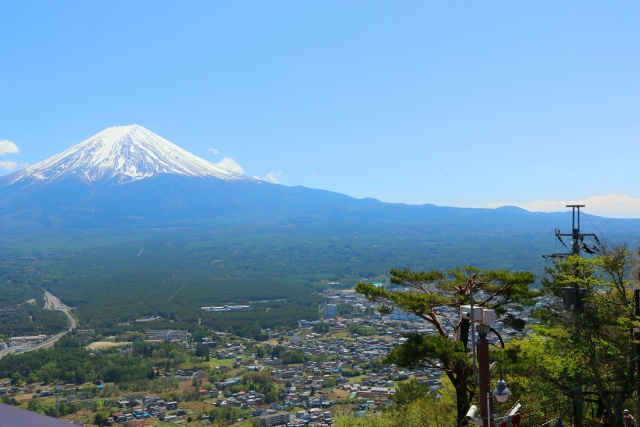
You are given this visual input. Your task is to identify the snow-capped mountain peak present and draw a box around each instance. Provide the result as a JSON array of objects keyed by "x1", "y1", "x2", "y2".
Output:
[{"x1": 7, "y1": 124, "x2": 249, "y2": 185}]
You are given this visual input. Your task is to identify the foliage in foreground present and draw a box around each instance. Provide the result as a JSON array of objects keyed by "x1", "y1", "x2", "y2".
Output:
[
  {"x1": 334, "y1": 379, "x2": 457, "y2": 427},
  {"x1": 515, "y1": 244, "x2": 640, "y2": 426}
]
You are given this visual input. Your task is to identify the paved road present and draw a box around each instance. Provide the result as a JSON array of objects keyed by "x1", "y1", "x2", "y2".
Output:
[
  {"x1": 0, "y1": 291, "x2": 77, "y2": 358},
  {"x1": 44, "y1": 290, "x2": 77, "y2": 329},
  {"x1": 36, "y1": 291, "x2": 77, "y2": 350}
]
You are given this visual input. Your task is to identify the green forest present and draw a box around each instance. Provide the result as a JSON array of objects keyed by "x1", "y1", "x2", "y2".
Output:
[
  {"x1": 0, "y1": 217, "x2": 561, "y2": 339},
  {"x1": 0, "y1": 337, "x2": 155, "y2": 385}
]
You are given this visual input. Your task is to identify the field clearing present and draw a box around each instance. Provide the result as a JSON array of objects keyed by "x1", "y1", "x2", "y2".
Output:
[
  {"x1": 348, "y1": 374, "x2": 367, "y2": 384},
  {"x1": 86, "y1": 341, "x2": 131, "y2": 350},
  {"x1": 329, "y1": 388, "x2": 351, "y2": 399}
]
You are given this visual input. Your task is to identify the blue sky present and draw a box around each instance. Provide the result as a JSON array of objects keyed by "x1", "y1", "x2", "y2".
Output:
[{"x1": 1, "y1": 1, "x2": 638, "y2": 218}]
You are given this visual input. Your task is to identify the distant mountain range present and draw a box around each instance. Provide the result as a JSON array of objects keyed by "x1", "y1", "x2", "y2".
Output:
[{"x1": 0, "y1": 125, "x2": 638, "y2": 274}]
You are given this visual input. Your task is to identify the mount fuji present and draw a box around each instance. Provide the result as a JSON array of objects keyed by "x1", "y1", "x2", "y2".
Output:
[{"x1": 5, "y1": 124, "x2": 252, "y2": 186}]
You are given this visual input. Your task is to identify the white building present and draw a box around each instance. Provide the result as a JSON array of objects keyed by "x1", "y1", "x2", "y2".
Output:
[
  {"x1": 259, "y1": 411, "x2": 292, "y2": 427},
  {"x1": 323, "y1": 304, "x2": 337, "y2": 319}
]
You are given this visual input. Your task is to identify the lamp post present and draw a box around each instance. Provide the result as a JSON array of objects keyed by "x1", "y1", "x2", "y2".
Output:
[
  {"x1": 462, "y1": 304, "x2": 517, "y2": 426},
  {"x1": 471, "y1": 308, "x2": 509, "y2": 427},
  {"x1": 477, "y1": 323, "x2": 492, "y2": 426},
  {"x1": 460, "y1": 305, "x2": 494, "y2": 426}
]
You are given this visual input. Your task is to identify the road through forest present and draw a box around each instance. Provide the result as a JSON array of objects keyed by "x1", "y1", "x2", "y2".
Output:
[{"x1": 0, "y1": 291, "x2": 77, "y2": 359}]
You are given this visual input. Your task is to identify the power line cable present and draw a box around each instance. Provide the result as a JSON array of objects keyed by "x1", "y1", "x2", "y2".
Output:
[
  {"x1": 542, "y1": 236, "x2": 562, "y2": 282},
  {"x1": 581, "y1": 211, "x2": 611, "y2": 248},
  {"x1": 590, "y1": 287, "x2": 630, "y2": 306}
]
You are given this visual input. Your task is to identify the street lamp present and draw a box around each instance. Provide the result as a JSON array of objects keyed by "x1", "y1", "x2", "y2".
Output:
[
  {"x1": 490, "y1": 362, "x2": 511, "y2": 402},
  {"x1": 492, "y1": 378, "x2": 511, "y2": 403},
  {"x1": 488, "y1": 361, "x2": 511, "y2": 426}
]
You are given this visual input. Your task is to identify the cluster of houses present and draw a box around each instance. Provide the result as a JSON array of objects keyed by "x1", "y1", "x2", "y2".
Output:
[
  {"x1": 258, "y1": 408, "x2": 334, "y2": 427},
  {"x1": 5, "y1": 284, "x2": 543, "y2": 426},
  {"x1": 105, "y1": 387, "x2": 336, "y2": 425},
  {"x1": 266, "y1": 324, "x2": 443, "y2": 390},
  {"x1": 0, "y1": 382, "x2": 92, "y2": 400},
  {"x1": 111, "y1": 396, "x2": 184, "y2": 423},
  {"x1": 215, "y1": 287, "x2": 541, "y2": 427},
  {"x1": 318, "y1": 287, "x2": 540, "y2": 342},
  {"x1": 0, "y1": 383, "x2": 22, "y2": 396},
  {"x1": 212, "y1": 389, "x2": 263, "y2": 408}
]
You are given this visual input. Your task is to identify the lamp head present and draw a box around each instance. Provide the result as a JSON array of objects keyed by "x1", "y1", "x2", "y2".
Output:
[{"x1": 492, "y1": 379, "x2": 511, "y2": 403}]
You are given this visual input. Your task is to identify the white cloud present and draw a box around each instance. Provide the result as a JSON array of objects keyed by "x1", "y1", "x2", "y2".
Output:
[
  {"x1": 0, "y1": 140, "x2": 19, "y2": 156},
  {"x1": 208, "y1": 148, "x2": 280, "y2": 183},
  {"x1": 263, "y1": 172, "x2": 280, "y2": 183},
  {"x1": 213, "y1": 157, "x2": 244, "y2": 174},
  {"x1": 312, "y1": 172, "x2": 321, "y2": 179},
  {"x1": 0, "y1": 161, "x2": 17, "y2": 170},
  {"x1": 253, "y1": 171, "x2": 281, "y2": 183},
  {"x1": 489, "y1": 194, "x2": 640, "y2": 218}
]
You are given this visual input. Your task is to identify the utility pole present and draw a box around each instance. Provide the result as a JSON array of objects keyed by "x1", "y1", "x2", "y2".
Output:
[
  {"x1": 631, "y1": 248, "x2": 640, "y2": 421},
  {"x1": 543, "y1": 205, "x2": 600, "y2": 259},
  {"x1": 569, "y1": 205, "x2": 584, "y2": 427},
  {"x1": 635, "y1": 288, "x2": 640, "y2": 422},
  {"x1": 543, "y1": 204, "x2": 599, "y2": 427},
  {"x1": 477, "y1": 323, "x2": 492, "y2": 427},
  {"x1": 569, "y1": 204, "x2": 584, "y2": 256}
]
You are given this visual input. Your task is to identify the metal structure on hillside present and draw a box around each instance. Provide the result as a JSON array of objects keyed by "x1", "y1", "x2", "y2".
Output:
[
  {"x1": 542, "y1": 204, "x2": 600, "y2": 427},
  {"x1": 632, "y1": 246, "x2": 640, "y2": 422}
]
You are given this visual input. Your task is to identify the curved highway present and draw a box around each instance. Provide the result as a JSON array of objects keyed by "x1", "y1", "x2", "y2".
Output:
[{"x1": 0, "y1": 291, "x2": 77, "y2": 359}]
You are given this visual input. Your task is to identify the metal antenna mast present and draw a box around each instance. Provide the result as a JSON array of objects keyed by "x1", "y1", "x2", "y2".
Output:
[
  {"x1": 543, "y1": 204, "x2": 600, "y2": 259},
  {"x1": 543, "y1": 204, "x2": 600, "y2": 427}
]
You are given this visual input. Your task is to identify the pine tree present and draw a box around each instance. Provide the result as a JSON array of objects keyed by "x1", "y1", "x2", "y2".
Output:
[{"x1": 356, "y1": 267, "x2": 538, "y2": 425}]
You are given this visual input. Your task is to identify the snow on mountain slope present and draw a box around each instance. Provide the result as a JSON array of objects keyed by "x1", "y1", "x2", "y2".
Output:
[{"x1": 6, "y1": 125, "x2": 251, "y2": 185}]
